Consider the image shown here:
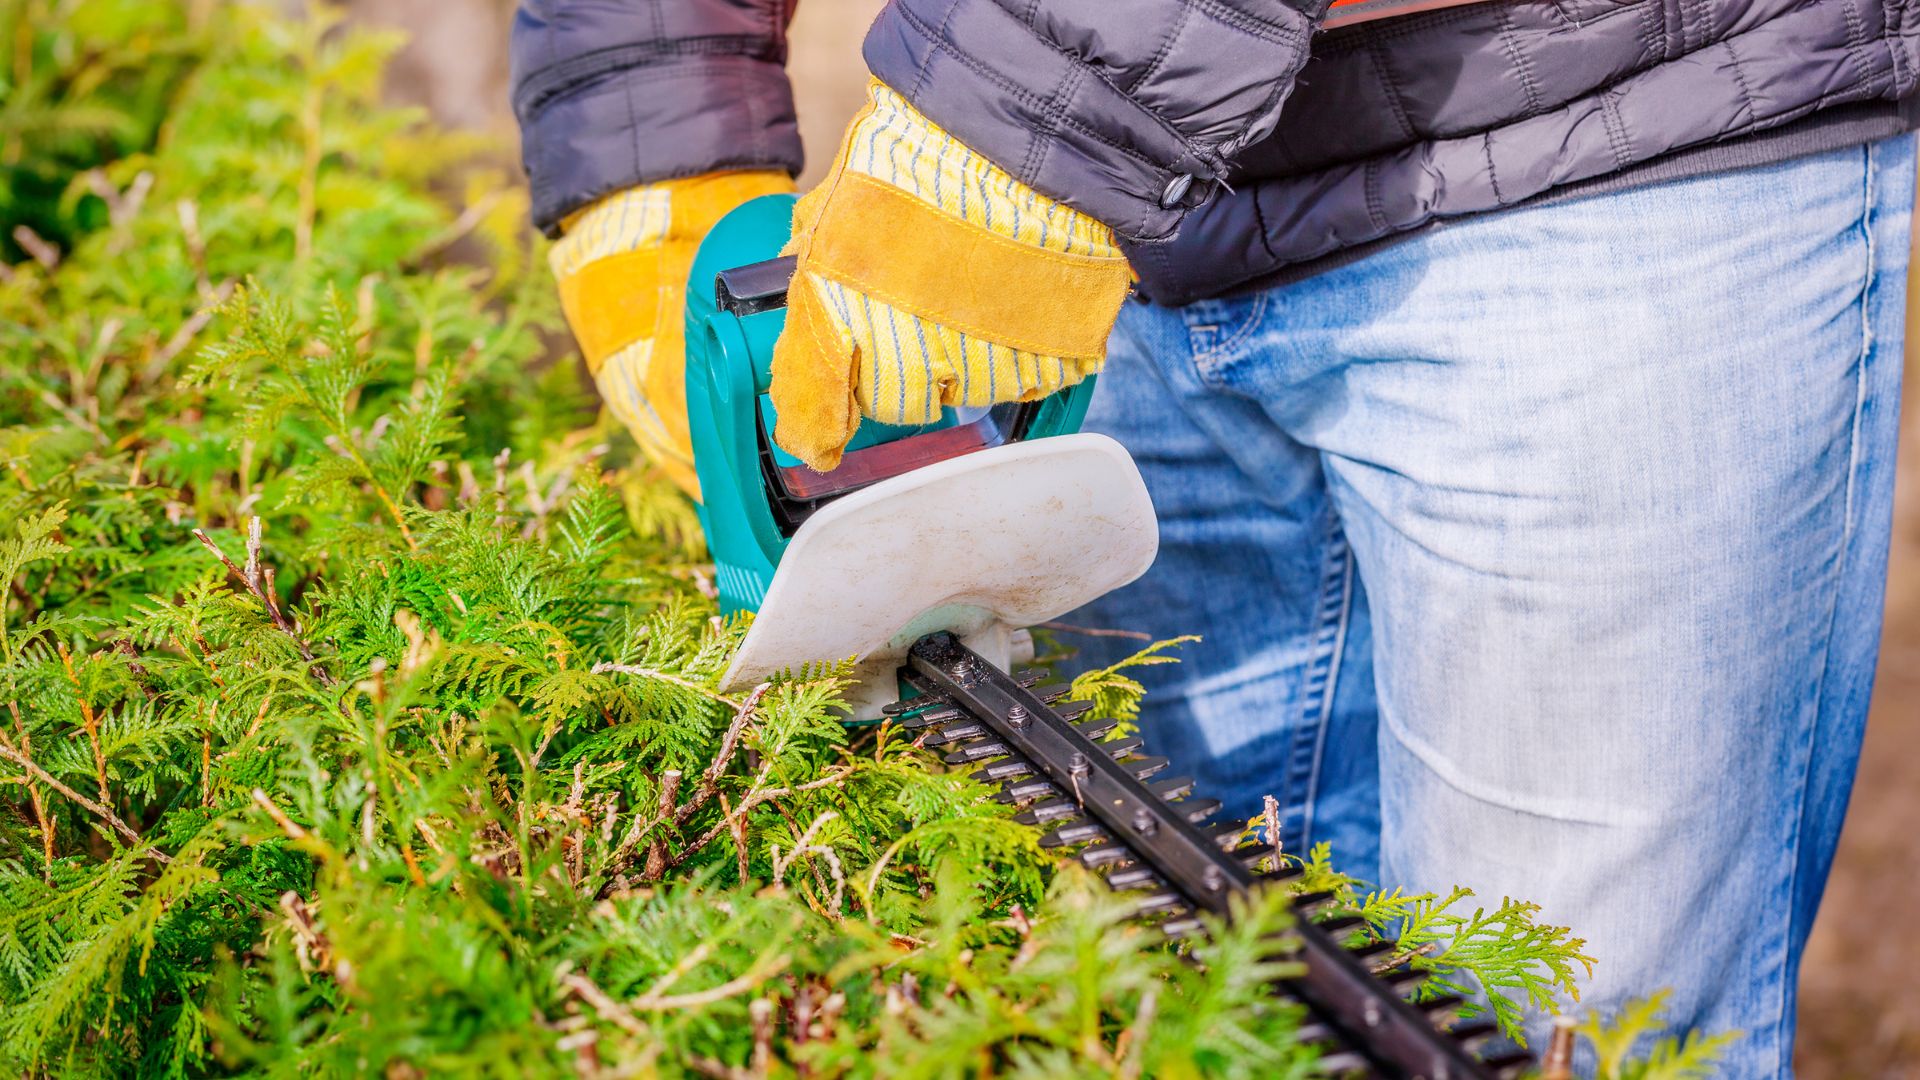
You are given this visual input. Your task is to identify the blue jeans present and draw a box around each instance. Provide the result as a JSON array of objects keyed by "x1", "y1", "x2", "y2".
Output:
[{"x1": 1071, "y1": 137, "x2": 1914, "y2": 1075}]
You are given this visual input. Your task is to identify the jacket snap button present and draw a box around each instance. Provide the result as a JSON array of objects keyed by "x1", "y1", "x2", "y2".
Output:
[{"x1": 1159, "y1": 173, "x2": 1196, "y2": 209}]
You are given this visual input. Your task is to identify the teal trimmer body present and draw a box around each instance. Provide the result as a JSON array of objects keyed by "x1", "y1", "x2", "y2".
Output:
[{"x1": 682, "y1": 195, "x2": 1158, "y2": 716}]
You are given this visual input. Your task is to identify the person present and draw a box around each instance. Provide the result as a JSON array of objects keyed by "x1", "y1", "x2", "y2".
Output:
[{"x1": 511, "y1": 1, "x2": 1918, "y2": 1072}]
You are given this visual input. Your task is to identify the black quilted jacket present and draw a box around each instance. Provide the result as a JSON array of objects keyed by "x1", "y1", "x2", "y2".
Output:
[{"x1": 512, "y1": 0, "x2": 1920, "y2": 303}]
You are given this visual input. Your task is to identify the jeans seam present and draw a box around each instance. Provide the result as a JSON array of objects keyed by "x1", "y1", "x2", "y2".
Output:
[
  {"x1": 1192, "y1": 291, "x2": 1270, "y2": 384},
  {"x1": 1283, "y1": 512, "x2": 1355, "y2": 851},
  {"x1": 1771, "y1": 138, "x2": 1880, "y2": 1078}
]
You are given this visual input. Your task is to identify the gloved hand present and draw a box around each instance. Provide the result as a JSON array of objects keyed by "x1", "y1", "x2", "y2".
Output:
[
  {"x1": 552, "y1": 171, "x2": 796, "y2": 498},
  {"x1": 771, "y1": 83, "x2": 1133, "y2": 472}
]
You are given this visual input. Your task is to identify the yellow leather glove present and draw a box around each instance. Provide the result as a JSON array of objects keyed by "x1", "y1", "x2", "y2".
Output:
[
  {"x1": 552, "y1": 171, "x2": 796, "y2": 498},
  {"x1": 772, "y1": 83, "x2": 1132, "y2": 472}
]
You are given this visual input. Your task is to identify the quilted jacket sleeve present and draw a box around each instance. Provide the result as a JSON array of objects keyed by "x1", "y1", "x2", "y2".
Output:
[
  {"x1": 511, "y1": 0, "x2": 803, "y2": 236},
  {"x1": 864, "y1": 0, "x2": 1323, "y2": 241}
]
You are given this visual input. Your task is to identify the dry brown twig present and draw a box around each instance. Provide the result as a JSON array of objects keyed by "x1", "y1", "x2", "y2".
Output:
[
  {"x1": 750, "y1": 997, "x2": 775, "y2": 1076},
  {"x1": 561, "y1": 972, "x2": 649, "y2": 1037},
  {"x1": 675, "y1": 683, "x2": 770, "y2": 826},
  {"x1": 252, "y1": 787, "x2": 311, "y2": 842},
  {"x1": 720, "y1": 792, "x2": 750, "y2": 882},
  {"x1": 591, "y1": 661, "x2": 742, "y2": 709},
  {"x1": 1263, "y1": 793, "x2": 1283, "y2": 872},
  {"x1": 1, "y1": 701, "x2": 55, "y2": 875},
  {"x1": 1114, "y1": 986, "x2": 1159, "y2": 1080},
  {"x1": 592, "y1": 682, "x2": 854, "y2": 891},
  {"x1": 641, "y1": 769, "x2": 683, "y2": 882},
  {"x1": 687, "y1": 1056, "x2": 754, "y2": 1080},
  {"x1": 56, "y1": 644, "x2": 111, "y2": 804},
  {"x1": 12, "y1": 225, "x2": 59, "y2": 269},
  {"x1": 279, "y1": 889, "x2": 333, "y2": 974},
  {"x1": 401, "y1": 189, "x2": 506, "y2": 271},
  {"x1": 770, "y1": 811, "x2": 847, "y2": 916},
  {"x1": 0, "y1": 742, "x2": 167, "y2": 862},
  {"x1": 663, "y1": 765, "x2": 853, "y2": 877},
  {"x1": 492, "y1": 448, "x2": 512, "y2": 531},
  {"x1": 193, "y1": 518, "x2": 333, "y2": 685},
  {"x1": 561, "y1": 944, "x2": 791, "y2": 1028},
  {"x1": 146, "y1": 278, "x2": 236, "y2": 382},
  {"x1": 1037, "y1": 620, "x2": 1153, "y2": 641}
]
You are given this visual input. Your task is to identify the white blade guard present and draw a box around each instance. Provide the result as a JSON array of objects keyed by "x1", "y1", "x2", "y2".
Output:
[{"x1": 720, "y1": 433, "x2": 1159, "y2": 719}]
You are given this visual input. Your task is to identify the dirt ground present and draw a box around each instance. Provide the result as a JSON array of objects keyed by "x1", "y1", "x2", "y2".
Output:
[{"x1": 356, "y1": 2, "x2": 1918, "y2": 1071}]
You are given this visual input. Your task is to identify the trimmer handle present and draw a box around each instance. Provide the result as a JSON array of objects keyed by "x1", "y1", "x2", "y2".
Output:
[
  {"x1": 716, "y1": 254, "x2": 796, "y2": 318},
  {"x1": 683, "y1": 195, "x2": 1097, "y2": 615}
]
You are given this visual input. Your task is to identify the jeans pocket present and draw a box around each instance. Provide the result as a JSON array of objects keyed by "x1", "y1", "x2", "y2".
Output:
[{"x1": 1184, "y1": 292, "x2": 1269, "y2": 389}]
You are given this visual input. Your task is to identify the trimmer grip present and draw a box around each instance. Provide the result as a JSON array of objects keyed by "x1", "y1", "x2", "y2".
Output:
[
  {"x1": 684, "y1": 195, "x2": 1100, "y2": 616},
  {"x1": 715, "y1": 255, "x2": 797, "y2": 319}
]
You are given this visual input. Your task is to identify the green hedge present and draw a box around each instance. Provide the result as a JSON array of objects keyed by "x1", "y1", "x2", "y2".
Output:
[{"x1": 0, "y1": 5, "x2": 1724, "y2": 1078}]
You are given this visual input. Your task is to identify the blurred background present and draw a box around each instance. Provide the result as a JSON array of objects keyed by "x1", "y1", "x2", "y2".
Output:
[{"x1": 343, "y1": 1, "x2": 1920, "y2": 1073}]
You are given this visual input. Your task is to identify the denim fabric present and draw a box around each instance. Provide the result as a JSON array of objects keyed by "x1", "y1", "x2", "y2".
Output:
[{"x1": 1069, "y1": 136, "x2": 1915, "y2": 1073}]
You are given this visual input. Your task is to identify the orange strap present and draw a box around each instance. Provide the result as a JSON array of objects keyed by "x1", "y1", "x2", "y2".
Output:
[
  {"x1": 1323, "y1": 0, "x2": 1490, "y2": 29},
  {"x1": 801, "y1": 171, "x2": 1132, "y2": 361},
  {"x1": 555, "y1": 247, "x2": 662, "y2": 371}
]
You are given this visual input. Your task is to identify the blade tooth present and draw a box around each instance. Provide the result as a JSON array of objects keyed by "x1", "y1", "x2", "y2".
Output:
[
  {"x1": 1292, "y1": 1021, "x2": 1333, "y2": 1045},
  {"x1": 1416, "y1": 994, "x2": 1468, "y2": 1026},
  {"x1": 1255, "y1": 937, "x2": 1306, "y2": 965},
  {"x1": 992, "y1": 776, "x2": 1058, "y2": 803},
  {"x1": 1038, "y1": 818, "x2": 1109, "y2": 849},
  {"x1": 943, "y1": 739, "x2": 1013, "y2": 765},
  {"x1": 1077, "y1": 843, "x2": 1132, "y2": 869},
  {"x1": 1309, "y1": 1051, "x2": 1370, "y2": 1076},
  {"x1": 1203, "y1": 821, "x2": 1247, "y2": 851},
  {"x1": 1132, "y1": 891, "x2": 1187, "y2": 916},
  {"x1": 1246, "y1": 852, "x2": 1302, "y2": 877},
  {"x1": 1159, "y1": 916, "x2": 1206, "y2": 940},
  {"x1": 1011, "y1": 799, "x2": 1081, "y2": 826},
  {"x1": 1344, "y1": 938, "x2": 1397, "y2": 971},
  {"x1": 920, "y1": 720, "x2": 987, "y2": 747},
  {"x1": 1483, "y1": 1050, "x2": 1538, "y2": 1078},
  {"x1": 881, "y1": 695, "x2": 945, "y2": 716},
  {"x1": 1054, "y1": 700, "x2": 1095, "y2": 722},
  {"x1": 971, "y1": 758, "x2": 1034, "y2": 783},
  {"x1": 1038, "y1": 686, "x2": 1072, "y2": 705},
  {"x1": 1377, "y1": 964, "x2": 1428, "y2": 994},
  {"x1": 1313, "y1": 915, "x2": 1368, "y2": 942},
  {"x1": 1105, "y1": 865, "x2": 1162, "y2": 891},
  {"x1": 900, "y1": 706, "x2": 964, "y2": 730},
  {"x1": 1447, "y1": 1020, "x2": 1500, "y2": 1049},
  {"x1": 1289, "y1": 890, "x2": 1340, "y2": 916},
  {"x1": 1071, "y1": 715, "x2": 1119, "y2": 740},
  {"x1": 1125, "y1": 755, "x2": 1171, "y2": 781},
  {"x1": 1099, "y1": 735, "x2": 1145, "y2": 759},
  {"x1": 1147, "y1": 776, "x2": 1196, "y2": 801},
  {"x1": 1013, "y1": 667, "x2": 1048, "y2": 687},
  {"x1": 1181, "y1": 797, "x2": 1222, "y2": 824}
]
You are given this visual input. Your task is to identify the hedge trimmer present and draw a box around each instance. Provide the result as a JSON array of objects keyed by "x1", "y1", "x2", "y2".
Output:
[{"x1": 679, "y1": 195, "x2": 1537, "y2": 1079}]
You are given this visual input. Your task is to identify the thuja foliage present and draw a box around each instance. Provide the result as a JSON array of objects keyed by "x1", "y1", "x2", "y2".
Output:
[
  {"x1": 0, "y1": 0, "x2": 208, "y2": 261},
  {"x1": 0, "y1": 4, "x2": 1720, "y2": 1078}
]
